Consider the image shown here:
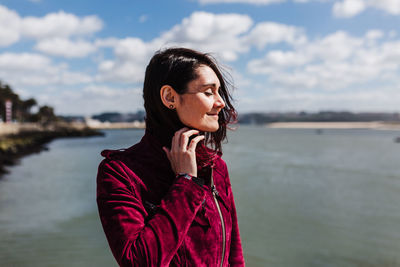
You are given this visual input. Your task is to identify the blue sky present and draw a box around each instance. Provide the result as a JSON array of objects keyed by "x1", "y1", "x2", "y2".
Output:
[{"x1": 1, "y1": 0, "x2": 400, "y2": 115}]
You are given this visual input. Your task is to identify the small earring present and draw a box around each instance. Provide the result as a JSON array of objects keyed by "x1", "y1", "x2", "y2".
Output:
[{"x1": 169, "y1": 104, "x2": 174, "y2": 109}]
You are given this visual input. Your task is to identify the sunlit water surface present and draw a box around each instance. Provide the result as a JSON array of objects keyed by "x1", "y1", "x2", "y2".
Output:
[{"x1": 1, "y1": 127, "x2": 400, "y2": 266}]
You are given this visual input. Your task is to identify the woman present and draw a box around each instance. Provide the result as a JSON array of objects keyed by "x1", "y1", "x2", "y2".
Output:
[{"x1": 96, "y1": 47, "x2": 245, "y2": 266}]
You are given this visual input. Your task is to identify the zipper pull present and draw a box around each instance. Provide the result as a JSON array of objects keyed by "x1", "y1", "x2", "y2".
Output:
[{"x1": 211, "y1": 185, "x2": 220, "y2": 197}]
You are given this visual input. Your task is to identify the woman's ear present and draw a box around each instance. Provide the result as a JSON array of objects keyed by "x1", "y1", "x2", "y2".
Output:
[{"x1": 160, "y1": 85, "x2": 178, "y2": 109}]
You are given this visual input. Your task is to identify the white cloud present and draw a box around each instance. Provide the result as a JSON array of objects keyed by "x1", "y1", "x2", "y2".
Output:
[
  {"x1": 244, "y1": 22, "x2": 306, "y2": 49},
  {"x1": 83, "y1": 85, "x2": 140, "y2": 97},
  {"x1": 292, "y1": 0, "x2": 330, "y2": 2},
  {"x1": 0, "y1": 53, "x2": 51, "y2": 71},
  {"x1": 96, "y1": 12, "x2": 254, "y2": 83},
  {"x1": 0, "y1": 52, "x2": 92, "y2": 87},
  {"x1": 113, "y1": 38, "x2": 152, "y2": 60},
  {"x1": 50, "y1": 85, "x2": 143, "y2": 115},
  {"x1": 333, "y1": 0, "x2": 366, "y2": 17},
  {"x1": 197, "y1": 0, "x2": 331, "y2": 3},
  {"x1": 95, "y1": 37, "x2": 120, "y2": 48},
  {"x1": 35, "y1": 38, "x2": 97, "y2": 58},
  {"x1": 333, "y1": 0, "x2": 400, "y2": 17},
  {"x1": 237, "y1": 85, "x2": 400, "y2": 112},
  {"x1": 389, "y1": 30, "x2": 397, "y2": 38},
  {"x1": 248, "y1": 31, "x2": 363, "y2": 77},
  {"x1": 97, "y1": 58, "x2": 148, "y2": 84},
  {"x1": 369, "y1": 0, "x2": 400, "y2": 15},
  {"x1": 306, "y1": 31, "x2": 363, "y2": 61},
  {"x1": 59, "y1": 71, "x2": 93, "y2": 85},
  {"x1": 21, "y1": 11, "x2": 103, "y2": 39},
  {"x1": 0, "y1": 5, "x2": 103, "y2": 48},
  {"x1": 247, "y1": 30, "x2": 400, "y2": 93},
  {"x1": 196, "y1": 0, "x2": 400, "y2": 17},
  {"x1": 248, "y1": 51, "x2": 310, "y2": 74},
  {"x1": 2, "y1": 4, "x2": 399, "y2": 114},
  {"x1": 157, "y1": 11, "x2": 253, "y2": 61},
  {"x1": 198, "y1": 0, "x2": 285, "y2": 4},
  {"x1": 365, "y1": 29, "x2": 384, "y2": 40},
  {"x1": 0, "y1": 5, "x2": 21, "y2": 47},
  {"x1": 96, "y1": 37, "x2": 155, "y2": 83}
]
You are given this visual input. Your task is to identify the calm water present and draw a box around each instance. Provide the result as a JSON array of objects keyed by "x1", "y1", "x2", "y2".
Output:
[{"x1": 1, "y1": 126, "x2": 400, "y2": 266}]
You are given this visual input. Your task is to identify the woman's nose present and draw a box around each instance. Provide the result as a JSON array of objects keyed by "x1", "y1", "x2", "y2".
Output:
[{"x1": 215, "y1": 93, "x2": 225, "y2": 109}]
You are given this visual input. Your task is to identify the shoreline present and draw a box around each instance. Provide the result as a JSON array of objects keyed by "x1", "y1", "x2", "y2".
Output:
[
  {"x1": 2, "y1": 120, "x2": 399, "y2": 176},
  {"x1": 0, "y1": 122, "x2": 103, "y2": 176},
  {"x1": 265, "y1": 121, "x2": 400, "y2": 130},
  {"x1": 86, "y1": 121, "x2": 145, "y2": 130}
]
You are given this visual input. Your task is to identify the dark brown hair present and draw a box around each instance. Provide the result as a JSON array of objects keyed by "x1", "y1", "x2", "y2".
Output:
[{"x1": 143, "y1": 47, "x2": 237, "y2": 153}]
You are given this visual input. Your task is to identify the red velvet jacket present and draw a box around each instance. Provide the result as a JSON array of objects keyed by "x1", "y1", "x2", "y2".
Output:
[{"x1": 96, "y1": 131, "x2": 245, "y2": 267}]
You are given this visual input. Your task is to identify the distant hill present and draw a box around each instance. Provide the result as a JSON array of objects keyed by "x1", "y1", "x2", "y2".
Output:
[
  {"x1": 92, "y1": 111, "x2": 145, "y2": 123},
  {"x1": 238, "y1": 111, "x2": 400, "y2": 125}
]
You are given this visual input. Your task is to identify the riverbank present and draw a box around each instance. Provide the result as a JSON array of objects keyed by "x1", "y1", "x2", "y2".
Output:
[{"x1": 0, "y1": 122, "x2": 103, "y2": 176}]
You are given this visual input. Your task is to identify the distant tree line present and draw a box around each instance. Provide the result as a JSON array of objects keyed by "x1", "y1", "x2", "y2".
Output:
[
  {"x1": 239, "y1": 111, "x2": 400, "y2": 124},
  {"x1": 92, "y1": 111, "x2": 145, "y2": 123},
  {"x1": 89, "y1": 110, "x2": 400, "y2": 125},
  {"x1": 0, "y1": 80, "x2": 57, "y2": 124}
]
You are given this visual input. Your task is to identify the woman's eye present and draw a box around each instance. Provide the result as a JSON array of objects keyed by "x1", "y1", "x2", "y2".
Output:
[{"x1": 204, "y1": 91, "x2": 213, "y2": 96}]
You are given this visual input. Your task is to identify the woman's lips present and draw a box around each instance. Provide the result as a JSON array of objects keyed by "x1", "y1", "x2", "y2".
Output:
[{"x1": 207, "y1": 113, "x2": 219, "y2": 119}]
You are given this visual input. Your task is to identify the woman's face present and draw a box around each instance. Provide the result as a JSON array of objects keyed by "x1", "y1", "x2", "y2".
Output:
[{"x1": 175, "y1": 65, "x2": 226, "y2": 132}]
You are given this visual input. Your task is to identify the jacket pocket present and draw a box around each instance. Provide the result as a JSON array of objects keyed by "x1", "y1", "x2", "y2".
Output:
[
  {"x1": 192, "y1": 214, "x2": 210, "y2": 228},
  {"x1": 192, "y1": 202, "x2": 211, "y2": 230}
]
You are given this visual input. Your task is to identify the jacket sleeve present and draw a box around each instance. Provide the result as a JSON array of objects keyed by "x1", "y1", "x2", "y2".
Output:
[
  {"x1": 96, "y1": 159, "x2": 207, "y2": 267},
  {"x1": 225, "y1": 166, "x2": 245, "y2": 266}
]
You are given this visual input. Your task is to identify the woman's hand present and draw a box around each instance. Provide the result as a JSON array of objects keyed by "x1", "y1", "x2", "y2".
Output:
[{"x1": 162, "y1": 127, "x2": 205, "y2": 177}]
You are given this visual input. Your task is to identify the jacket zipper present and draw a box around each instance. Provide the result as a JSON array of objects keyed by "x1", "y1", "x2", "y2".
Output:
[{"x1": 211, "y1": 169, "x2": 226, "y2": 267}]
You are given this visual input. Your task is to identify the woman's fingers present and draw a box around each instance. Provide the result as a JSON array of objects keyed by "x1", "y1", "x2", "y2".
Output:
[
  {"x1": 180, "y1": 129, "x2": 200, "y2": 149},
  {"x1": 166, "y1": 127, "x2": 204, "y2": 176},
  {"x1": 172, "y1": 128, "x2": 200, "y2": 151},
  {"x1": 172, "y1": 127, "x2": 188, "y2": 152},
  {"x1": 187, "y1": 135, "x2": 205, "y2": 151}
]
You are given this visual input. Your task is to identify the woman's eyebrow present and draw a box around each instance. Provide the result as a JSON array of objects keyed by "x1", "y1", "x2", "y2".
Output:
[{"x1": 200, "y1": 83, "x2": 218, "y2": 89}]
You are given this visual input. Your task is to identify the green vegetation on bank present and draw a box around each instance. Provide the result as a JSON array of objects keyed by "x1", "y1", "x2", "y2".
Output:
[
  {"x1": 0, "y1": 81, "x2": 59, "y2": 123},
  {"x1": 0, "y1": 80, "x2": 103, "y2": 176},
  {"x1": 0, "y1": 125, "x2": 103, "y2": 175}
]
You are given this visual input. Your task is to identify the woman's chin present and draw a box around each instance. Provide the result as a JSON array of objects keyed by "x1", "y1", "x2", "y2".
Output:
[
  {"x1": 198, "y1": 125, "x2": 219, "y2": 132},
  {"x1": 183, "y1": 121, "x2": 219, "y2": 132}
]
